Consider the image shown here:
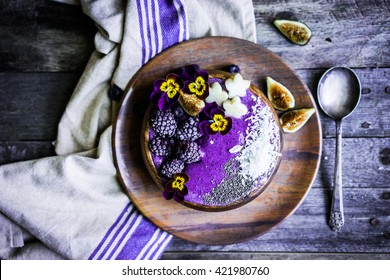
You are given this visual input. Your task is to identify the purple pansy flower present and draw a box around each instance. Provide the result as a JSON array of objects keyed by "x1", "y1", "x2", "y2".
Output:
[
  {"x1": 163, "y1": 173, "x2": 189, "y2": 203},
  {"x1": 180, "y1": 65, "x2": 209, "y2": 100},
  {"x1": 150, "y1": 73, "x2": 183, "y2": 110},
  {"x1": 198, "y1": 102, "x2": 232, "y2": 135}
]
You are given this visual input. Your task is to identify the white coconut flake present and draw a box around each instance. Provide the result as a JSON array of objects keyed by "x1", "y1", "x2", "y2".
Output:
[
  {"x1": 229, "y1": 145, "x2": 243, "y2": 153},
  {"x1": 236, "y1": 95, "x2": 281, "y2": 181}
]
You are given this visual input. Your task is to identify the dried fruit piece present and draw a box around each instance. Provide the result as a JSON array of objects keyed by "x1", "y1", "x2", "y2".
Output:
[
  {"x1": 266, "y1": 77, "x2": 295, "y2": 111},
  {"x1": 280, "y1": 108, "x2": 315, "y2": 133},
  {"x1": 178, "y1": 93, "x2": 205, "y2": 116},
  {"x1": 274, "y1": 19, "x2": 312, "y2": 45}
]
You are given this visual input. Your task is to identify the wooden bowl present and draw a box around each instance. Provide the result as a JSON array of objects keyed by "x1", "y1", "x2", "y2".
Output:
[
  {"x1": 113, "y1": 37, "x2": 322, "y2": 244},
  {"x1": 140, "y1": 70, "x2": 283, "y2": 211}
]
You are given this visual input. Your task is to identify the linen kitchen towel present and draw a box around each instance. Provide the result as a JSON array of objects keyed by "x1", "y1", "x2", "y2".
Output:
[{"x1": 0, "y1": 0, "x2": 256, "y2": 259}]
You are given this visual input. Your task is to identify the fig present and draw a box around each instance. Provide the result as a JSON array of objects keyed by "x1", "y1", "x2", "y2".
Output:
[
  {"x1": 274, "y1": 19, "x2": 312, "y2": 45},
  {"x1": 280, "y1": 108, "x2": 315, "y2": 133},
  {"x1": 266, "y1": 76, "x2": 295, "y2": 111},
  {"x1": 178, "y1": 92, "x2": 205, "y2": 116}
]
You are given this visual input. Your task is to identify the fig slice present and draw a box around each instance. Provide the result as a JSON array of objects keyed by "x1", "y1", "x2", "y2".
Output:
[
  {"x1": 178, "y1": 92, "x2": 205, "y2": 116},
  {"x1": 280, "y1": 108, "x2": 316, "y2": 133},
  {"x1": 266, "y1": 76, "x2": 295, "y2": 111},
  {"x1": 274, "y1": 19, "x2": 312, "y2": 45}
]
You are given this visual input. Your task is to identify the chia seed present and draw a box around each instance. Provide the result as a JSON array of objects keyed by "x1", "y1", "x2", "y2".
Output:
[{"x1": 202, "y1": 159, "x2": 257, "y2": 206}]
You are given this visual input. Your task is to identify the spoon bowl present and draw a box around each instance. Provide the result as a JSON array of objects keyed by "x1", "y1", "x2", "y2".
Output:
[
  {"x1": 317, "y1": 66, "x2": 361, "y2": 231},
  {"x1": 318, "y1": 66, "x2": 361, "y2": 120}
]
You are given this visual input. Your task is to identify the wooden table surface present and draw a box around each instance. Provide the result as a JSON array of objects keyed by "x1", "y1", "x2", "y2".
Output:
[{"x1": 0, "y1": 0, "x2": 389, "y2": 260}]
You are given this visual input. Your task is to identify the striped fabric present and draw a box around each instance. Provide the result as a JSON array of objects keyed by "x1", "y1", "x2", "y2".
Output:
[
  {"x1": 89, "y1": 0, "x2": 188, "y2": 260},
  {"x1": 89, "y1": 203, "x2": 172, "y2": 260},
  {"x1": 137, "y1": 0, "x2": 188, "y2": 64}
]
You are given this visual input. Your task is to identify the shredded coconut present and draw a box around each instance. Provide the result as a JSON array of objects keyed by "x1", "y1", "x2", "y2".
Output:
[
  {"x1": 229, "y1": 145, "x2": 243, "y2": 153},
  {"x1": 237, "y1": 97, "x2": 281, "y2": 180}
]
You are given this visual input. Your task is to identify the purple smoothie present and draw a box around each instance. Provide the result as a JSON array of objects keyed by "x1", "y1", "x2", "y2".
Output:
[
  {"x1": 148, "y1": 76, "x2": 281, "y2": 209},
  {"x1": 183, "y1": 92, "x2": 255, "y2": 205}
]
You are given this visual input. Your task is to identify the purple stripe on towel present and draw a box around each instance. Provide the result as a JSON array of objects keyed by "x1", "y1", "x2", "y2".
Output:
[
  {"x1": 88, "y1": 202, "x2": 132, "y2": 260},
  {"x1": 96, "y1": 206, "x2": 138, "y2": 259},
  {"x1": 136, "y1": 0, "x2": 147, "y2": 64},
  {"x1": 151, "y1": 0, "x2": 160, "y2": 54},
  {"x1": 144, "y1": 0, "x2": 153, "y2": 60},
  {"x1": 115, "y1": 220, "x2": 163, "y2": 260},
  {"x1": 158, "y1": 0, "x2": 181, "y2": 50},
  {"x1": 176, "y1": 0, "x2": 188, "y2": 41}
]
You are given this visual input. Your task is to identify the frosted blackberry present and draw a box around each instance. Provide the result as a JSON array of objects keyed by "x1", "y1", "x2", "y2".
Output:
[
  {"x1": 160, "y1": 159, "x2": 185, "y2": 178},
  {"x1": 150, "y1": 110, "x2": 177, "y2": 137},
  {"x1": 148, "y1": 136, "x2": 175, "y2": 156},
  {"x1": 176, "y1": 116, "x2": 202, "y2": 141},
  {"x1": 176, "y1": 141, "x2": 200, "y2": 163}
]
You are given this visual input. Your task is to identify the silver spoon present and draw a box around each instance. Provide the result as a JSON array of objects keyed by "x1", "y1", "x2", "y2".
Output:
[{"x1": 317, "y1": 66, "x2": 361, "y2": 231}]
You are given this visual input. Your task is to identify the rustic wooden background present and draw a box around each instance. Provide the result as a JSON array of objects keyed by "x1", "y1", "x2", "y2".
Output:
[{"x1": 0, "y1": 0, "x2": 389, "y2": 259}]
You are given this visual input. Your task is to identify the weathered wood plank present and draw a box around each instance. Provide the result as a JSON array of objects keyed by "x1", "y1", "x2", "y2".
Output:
[
  {"x1": 0, "y1": 141, "x2": 54, "y2": 165},
  {"x1": 164, "y1": 187, "x2": 390, "y2": 253},
  {"x1": 161, "y1": 252, "x2": 390, "y2": 260},
  {"x1": 0, "y1": 137, "x2": 387, "y2": 188},
  {"x1": 0, "y1": 0, "x2": 389, "y2": 72},
  {"x1": 315, "y1": 137, "x2": 390, "y2": 188},
  {"x1": 0, "y1": 0, "x2": 95, "y2": 72},
  {"x1": 1, "y1": 68, "x2": 388, "y2": 140},
  {"x1": 0, "y1": 73, "x2": 80, "y2": 141},
  {"x1": 253, "y1": 0, "x2": 390, "y2": 69}
]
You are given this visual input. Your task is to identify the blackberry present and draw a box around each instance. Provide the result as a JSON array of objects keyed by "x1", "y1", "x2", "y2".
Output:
[
  {"x1": 176, "y1": 116, "x2": 202, "y2": 141},
  {"x1": 176, "y1": 141, "x2": 200, "y2": 163},
  {"x1": 150, "y1": 110, "x2": 177, "y2": 137},
  {"x1": 160, "y1": 159, "x2": 185, "y2": 178},
  {"x1": 148, "y1": 136, "x2": 175, "y2": 156}
]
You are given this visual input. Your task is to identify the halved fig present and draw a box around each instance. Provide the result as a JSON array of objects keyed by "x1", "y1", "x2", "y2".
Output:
[
  {"x1": 266, "y1": 76, "x2": 295, "y2": 111},
  {"x1": 274, "y1": 19, "x2": 312, "y2": 45},
  {"x1": 178, "y1": 92, "x2": 205, "y2": 116},
  {"x1": 280, "y1": 108, "x2": 315, "y2": 133}
]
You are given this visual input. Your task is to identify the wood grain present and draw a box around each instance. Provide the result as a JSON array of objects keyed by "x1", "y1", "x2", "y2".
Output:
[
  {"x1": 0, "y1": 73, "x2": 79, "y2": 141},
  {"x1": 1, "y1": 0, "x2": 389, "y2": 72},
  {"x1": 1, "y1": 69, "x2": 387, "y2": 141},
  {"x1": 253, "y1": 0, "x2": 390, "y2": 69},
  {"x1": 165, "y1": 187, "x2": 390, "y2": 253},
  {"x1": 113, "y1": 37, "x2": 321, "y2": 244},
  {"x1": 0, "y1": 0, "x2": 95, "y2": 72},
  {"x1": 161, "y1": 252, "x2": 390, "y2": 260},
  {"x1": 0, "y1": 141, "x2": 55, "y2": 165}
]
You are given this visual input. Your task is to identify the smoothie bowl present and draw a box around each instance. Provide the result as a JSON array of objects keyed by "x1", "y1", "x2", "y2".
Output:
[{"x1": 141, "y1": 65, "x2": 283, "y2": 211}]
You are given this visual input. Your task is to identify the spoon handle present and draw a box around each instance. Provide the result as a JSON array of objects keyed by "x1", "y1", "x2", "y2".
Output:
[{"x1": 329, "y1": 119, "x2": 344, "y2": 231}]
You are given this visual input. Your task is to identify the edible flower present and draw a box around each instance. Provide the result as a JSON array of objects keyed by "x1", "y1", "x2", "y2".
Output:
[
  {"x1": 163, "y1": 173, "x2": 189, "y2": 202},
  {"x1": 199, "y1": 102, "x2": 232, "y2": 135},
  {"x1": 181, "y1": 65, "x2": 209, "y2": 100},
  {"x1": 225, "y1": 73, "x2": 250, "y2": 98},
  {"x1": 205, "y1": 82, "x2": 228, "y2": 106},
  {"x1": 222, "y1": 96, "x2": 248, "y2": 118},
  {"x1": 150, "y1": 73, "x2": 183, "y2": 110}
]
